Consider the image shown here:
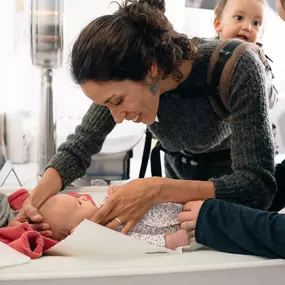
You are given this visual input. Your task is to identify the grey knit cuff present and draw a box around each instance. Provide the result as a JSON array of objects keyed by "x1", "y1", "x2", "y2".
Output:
[{"x1": 46, "y1": 151, "x2": 86, "y2": 190}]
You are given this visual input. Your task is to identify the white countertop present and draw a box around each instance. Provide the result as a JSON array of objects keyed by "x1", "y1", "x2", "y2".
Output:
[
  {"x1": 0, "y1": 251, "x2": 284, "y2": 285},
  {"x1": 0, "y1": 186, "x2": 285, "y2": 285}
]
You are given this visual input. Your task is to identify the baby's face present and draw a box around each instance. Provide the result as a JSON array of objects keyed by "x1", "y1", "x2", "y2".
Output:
[
  {"x1": 39, "y1": 194, "x2": 98, "y2": 240},
  {"x1": 215, "y1": 0, "x2": 264, "y2": 43}
]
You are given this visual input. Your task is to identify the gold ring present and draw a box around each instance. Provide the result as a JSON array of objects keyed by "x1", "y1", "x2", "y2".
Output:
[{"x1": 114, "y1": 217, "x2": 123, "y2": 225}]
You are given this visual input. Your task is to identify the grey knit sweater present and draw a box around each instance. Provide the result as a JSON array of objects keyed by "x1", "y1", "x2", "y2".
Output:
[{"x1": 47, "y1": 38, "x2": 276, "y2": 210}]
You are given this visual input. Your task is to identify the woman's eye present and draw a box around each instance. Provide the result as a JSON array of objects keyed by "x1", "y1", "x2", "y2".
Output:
[
  {"x1": 235, "y1": 15, "x2": 243, "y2": 21},
  {"x1": 111, "y1": 98, "x2": 124, "y2": 106}
]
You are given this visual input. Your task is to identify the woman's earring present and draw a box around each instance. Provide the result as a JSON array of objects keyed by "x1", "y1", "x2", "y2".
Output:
[{"x1": 150, "y1": 79, "x2": 159, "y2": 96}]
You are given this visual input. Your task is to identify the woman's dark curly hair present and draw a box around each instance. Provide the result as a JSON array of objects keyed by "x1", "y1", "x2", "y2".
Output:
[{"x1": 71, "y1": 0, "x2": 198, "y2": 85}]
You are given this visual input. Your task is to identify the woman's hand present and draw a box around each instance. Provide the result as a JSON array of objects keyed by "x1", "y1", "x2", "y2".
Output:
[
  {"x1": 90, "y1": 178, "x2": 161, "y2": 234},
  {"x1": 8, "y1": 198, "x2": 52, "y2": 237},
  {"x1": 177, "y1": 200, "x2": 204, "y2": 238}
]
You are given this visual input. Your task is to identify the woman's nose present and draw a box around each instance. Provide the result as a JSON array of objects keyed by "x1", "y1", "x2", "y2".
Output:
[{"x1": 110, "y1": 109, "x2": 125, "y2": 124}]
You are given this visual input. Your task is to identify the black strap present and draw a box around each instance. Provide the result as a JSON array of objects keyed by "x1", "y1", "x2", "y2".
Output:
[
  {"x1": 150, "y1": 141, "x2": 162, "y2": 177},
  {"x1": 210, "y1": 40, "x2": 242, "y2": 114},
  {"x1": 138, "y1": 128, "x2": 153, "y2": 178}
]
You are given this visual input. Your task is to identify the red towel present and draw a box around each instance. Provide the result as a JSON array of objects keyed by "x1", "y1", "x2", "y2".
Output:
[
  {"x1": 8, "y1": 188, "x2": 30, "y2": 211},
  {"x1": 0, "y1": 223, "x2": 57, "y2": 259},
  {"x1": 4, "y1": 189, "x2": 95, "y2": 258},
  {"x1": 67, "y1": 192, "x2": 96, "y2": 205}
]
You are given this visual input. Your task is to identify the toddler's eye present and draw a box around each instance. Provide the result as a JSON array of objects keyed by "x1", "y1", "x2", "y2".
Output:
[
  {"x1": 235, "y1": 15, "x2": 243, "y2": 21},
  {"x1": 253, "y1": 20, "x2": 260, "y2": 26}
]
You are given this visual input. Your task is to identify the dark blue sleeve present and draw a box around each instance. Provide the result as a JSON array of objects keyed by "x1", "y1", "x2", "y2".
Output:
[{"x1": 195, "y1": 199, "x2": 285, "y2": 259}]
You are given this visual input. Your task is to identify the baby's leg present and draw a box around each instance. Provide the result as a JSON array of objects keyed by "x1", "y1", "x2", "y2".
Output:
[{"x1": 165, "y1": 230, "x2": 191, "y2": 250}]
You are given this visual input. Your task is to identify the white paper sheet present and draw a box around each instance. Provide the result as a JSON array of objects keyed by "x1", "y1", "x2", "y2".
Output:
[
  {"x1": 46, "y1": 220, "x2": 177, "y2": 256},
  {"x1": 0, "y1": 242, "x2": 30, "y2": 268}
]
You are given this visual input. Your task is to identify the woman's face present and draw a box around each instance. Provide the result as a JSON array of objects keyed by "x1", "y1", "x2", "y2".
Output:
[{"x1": 81, "y1": 79, "x2": 160, "y2": 125}]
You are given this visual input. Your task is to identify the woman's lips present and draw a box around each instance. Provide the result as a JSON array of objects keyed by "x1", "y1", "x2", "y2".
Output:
[{"x1": 132, "y1": 113, "x2": 140, "y2": 122}]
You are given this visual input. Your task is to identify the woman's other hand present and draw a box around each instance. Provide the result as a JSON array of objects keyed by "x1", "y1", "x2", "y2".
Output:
[
  {"x1": 177, "y1": 200, "x2": 204, "y2": 238},
  {"x1": 90, "y1": 178, "x2": 161, "y2": 234}
]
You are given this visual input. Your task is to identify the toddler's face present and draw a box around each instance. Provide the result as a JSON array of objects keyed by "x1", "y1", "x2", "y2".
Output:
[
  {"x1": 39, "y1": 194, "x2": 98, "y2": 240},
  {"x1": 214, "y1": 0, "x2": 264, "y2": 43}
]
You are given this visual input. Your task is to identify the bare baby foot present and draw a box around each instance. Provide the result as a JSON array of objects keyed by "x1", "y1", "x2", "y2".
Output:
[{"x1": 165, "y1": 229, "x2": 191, "y2": 250}]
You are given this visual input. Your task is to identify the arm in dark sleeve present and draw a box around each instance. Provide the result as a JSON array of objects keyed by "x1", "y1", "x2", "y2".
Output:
[
  {"x1": 195, "y1": 199, "x2": 285, "y2": 259},
  {"x1": 211, "y1": 50, "x2": 276, "y2": 210},
  {"x1": 47, "y1": 103, "x2": 116, "y2": 189},
  {"x1": 270, "y1": 160, "x2": 285, "y2": 211}
]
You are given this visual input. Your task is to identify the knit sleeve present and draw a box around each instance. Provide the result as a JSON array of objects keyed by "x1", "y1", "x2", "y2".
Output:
[
  {"x1": 211, "y1": 50, "x2": 276, "y2": 210},
  {"x1": 47, "y1": 103, "x2": 116, "y2": 189}
]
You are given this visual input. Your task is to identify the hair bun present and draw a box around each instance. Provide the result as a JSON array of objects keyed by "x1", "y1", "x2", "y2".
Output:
[
  {"x1": 119, "y1": 0, "x2": 170, "y2": 43},
  {"x1": 138, "y1": 0, "x2": 165, "y2": 13}
]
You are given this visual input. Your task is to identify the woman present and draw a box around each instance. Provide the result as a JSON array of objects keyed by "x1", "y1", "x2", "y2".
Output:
[{"x1": 10, "y1": 0, "x2": 276, "y2": 236}]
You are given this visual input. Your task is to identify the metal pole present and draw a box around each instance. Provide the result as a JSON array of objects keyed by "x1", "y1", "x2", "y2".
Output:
[{"x1": 37, "y1": 68, "x2": 56, "y2": 176}]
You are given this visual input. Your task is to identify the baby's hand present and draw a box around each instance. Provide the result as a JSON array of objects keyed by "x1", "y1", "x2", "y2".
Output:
[{"x1": 177, "y1": 201, "x2": 204, "y2": 239}]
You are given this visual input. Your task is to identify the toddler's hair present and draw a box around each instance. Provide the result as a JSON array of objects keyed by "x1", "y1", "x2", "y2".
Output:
[{"x1": 214, "y1": 0, "x2": 267, "y2": 20}]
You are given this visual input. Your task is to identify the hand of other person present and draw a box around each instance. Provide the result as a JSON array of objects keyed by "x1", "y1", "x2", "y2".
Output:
[{"x1": 177, "y1": 200, "x2": 204, "y2": 238}]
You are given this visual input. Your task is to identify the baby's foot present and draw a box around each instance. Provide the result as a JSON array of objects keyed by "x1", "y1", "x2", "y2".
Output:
[{"x1": 165, "y1": 230, "x2": 191, "y2": 250}]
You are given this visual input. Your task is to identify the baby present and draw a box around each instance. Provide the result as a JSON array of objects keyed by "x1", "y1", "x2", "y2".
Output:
[{"x1": 38, "y1": 193, "x2": 191, "y2": 250}]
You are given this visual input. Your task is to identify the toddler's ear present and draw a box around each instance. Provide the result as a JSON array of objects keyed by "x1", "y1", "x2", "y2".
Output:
[{"x1": 214, "y1": 18, "x2": 222, "y2": 32}]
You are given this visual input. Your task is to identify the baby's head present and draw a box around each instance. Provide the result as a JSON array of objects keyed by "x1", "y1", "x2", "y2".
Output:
[
  {"x1": 214, "y1": 0, "x2": 266, "y2": 43},
  {"x1": 39, "y1": 194, "x2": 98, "y2": 241}
]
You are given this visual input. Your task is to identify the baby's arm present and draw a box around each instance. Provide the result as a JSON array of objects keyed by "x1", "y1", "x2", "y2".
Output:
[
  {"x1": 263, "y1": 54, "x2": 278, "y2": 108},
  {"x1": 128, "y1": 230, "x2": 190, "y2": 250},
  {"x1": 196, "y1": 199, "x2": 285, "y2": 259},
  {"x1": 267, "y1": 75, "x2": 278, "y2": 109},
  {"x1": 256, "y1": 44, "x2": 278, "y2": 109}
]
